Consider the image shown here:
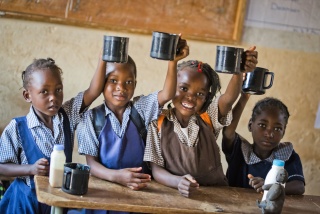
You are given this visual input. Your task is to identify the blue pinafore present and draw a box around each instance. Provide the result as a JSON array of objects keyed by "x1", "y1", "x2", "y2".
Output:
[
  {"x1": 0, "y1": 109, "x2": 72, "y2": 214},
  {"x1": 82, "y1": 115, "x2": 149, "y2": 214}
]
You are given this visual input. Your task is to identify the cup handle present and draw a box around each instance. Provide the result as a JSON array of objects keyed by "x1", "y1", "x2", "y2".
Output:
[
  {"x1": 263, "y1": 72, "x2": 274, "y2": 89},
  {"x1": 63, "y1": 171, "x2": 71, "y2": 190}
]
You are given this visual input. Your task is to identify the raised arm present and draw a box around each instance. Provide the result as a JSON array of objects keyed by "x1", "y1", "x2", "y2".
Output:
[
  {"x1": 218, "y1": 46, "x2": 257, "y2": 118},
  {"x1": 222, "y1": 92, "x2": 250, "y2": 154},
  {"x1": 157, "y1": 36, "x2": 189, "y2": 106},
  {"x1": 81, "y1": 50, "x2": 106, "y2": 112}
]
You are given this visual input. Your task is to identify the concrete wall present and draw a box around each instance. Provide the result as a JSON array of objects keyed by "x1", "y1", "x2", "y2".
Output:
[{"x1": 0, "y1": 18, "x2": 319, "y2": 195}]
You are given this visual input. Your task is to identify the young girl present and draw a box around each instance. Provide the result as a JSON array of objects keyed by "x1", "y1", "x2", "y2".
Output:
[
  {"x1": 0, "y1": 55, "x2": 106, "y2": 213},
  {"x1": 76, "y1": 38, "x2": 189, "y2": 213},
  {"x1": 222, "y1": 93, "x2": 305, "y2": 195},
  {"x1": 143, "y1": 47, "x2": 258, "y2": 197}
]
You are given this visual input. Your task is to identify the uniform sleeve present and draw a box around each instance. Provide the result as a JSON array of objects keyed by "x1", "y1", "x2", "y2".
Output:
[
  {"x1": 143, "y1": 120, "x2": 165, "y2": 167},
  {"x1": 206, "y1": 95, "x2": 233, "y2": 139},
  {"x1": 285, "y1": 150, "x2": 305, "y2": 184},
  {"x1": 133, "y1": 91, "x2": 160, "y2": 128},
  {"x1": 0, "y1": 120, "x2": 21, "y2": 164},
  {"x1": 76, "y1": 110, "x2": 100, "y2": 157},
  {"x1": 62, "y1": 91, "x2": 86, "y2": 130}
]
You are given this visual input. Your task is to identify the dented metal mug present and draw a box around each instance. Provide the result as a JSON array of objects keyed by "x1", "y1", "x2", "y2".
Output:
[
  {"x1": 215, "y1": 46, "x2": 244, "y2": 74},
  {"x1": 102, "y1": 35, "x2": 129, "y2": 63},
  {"x1": 62, "y1": 163, "x2": 90, "y2": 195},
  {"x1": 150, "y1": 31, "x2": 180, "y2": 61},
  {"x1": 242, "y1": 67, "x2": 274, "y2": 95}
]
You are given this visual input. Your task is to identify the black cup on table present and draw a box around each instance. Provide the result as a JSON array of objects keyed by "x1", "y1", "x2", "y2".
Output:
[
  {"x1": 242, "y1": 67, "x2": 274, "y2": 95},
  {"x1": 102, "y1": 35, "x2": 129, "y2": 63},
  {"x1": 150, "y1": 31, "x2": 180, "y2": 61},
  {"x1": 62, "y1": 163, "x2": 90, "y2": 195},
  {"x1": 215, "y1": 46, "x2": 244, "y2": 74}
]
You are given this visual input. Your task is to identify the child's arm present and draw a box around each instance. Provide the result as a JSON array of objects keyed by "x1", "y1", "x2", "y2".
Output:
[
  {"x1": 222, "y1": 92, "x2": 250, "y2": 152},
  {"x1": 86, "y1": 155, "x2": 151, "y2": 190},
  {"x1": 80, "y1": 50, "x2": 106, "y2": 112},
  {"x1": 157, "y1": 36, "x2": 189, "y2": 106},
  {"x1": 0, "y1": 158, "x2": 49, "y2": 177},
  {"x1": 218, "y1": 46, "x2": 257, "y2": 119},
  {"x1": 285, "y1": 180, "x2": 305, "y2": 195},
  {"x1": 151, "y1": 163, "x2": 199, "y2": 197}
]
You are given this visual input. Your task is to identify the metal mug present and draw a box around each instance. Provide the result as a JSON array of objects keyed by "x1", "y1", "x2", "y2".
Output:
[
  {"x1": 150, "y1": 31, "x2": 180, "y2": 61},
  {"x1": 242, "y1": 67, "x2": 274, "y2": 95},
  {"x1": 215, "y1": 46, "x2": 244, "y2": 74},
  {"x1": 62, "y1": 163, "x2": 90, "y2": 195},
  {"x1": 102, "y1": 35, "x2": 129, "y2": 63}
]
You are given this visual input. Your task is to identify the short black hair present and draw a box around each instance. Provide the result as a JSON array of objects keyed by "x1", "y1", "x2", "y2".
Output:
[
  {"x1": 177, "y1": 60, "x2": 221, "y2": 113},
  {"x1": 252, "y1": 97, "x2": 290, "y2": 124},
  {"x1": 22, "y1": 58, "x2": 62, "y2": 89}
]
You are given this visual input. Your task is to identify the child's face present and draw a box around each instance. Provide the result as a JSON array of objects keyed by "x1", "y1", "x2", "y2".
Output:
[
  {"x1": 23, "y1": 69, "x2": 63, "y2": 118},
  {"x1": 103, "y1": 63, "x2": 136, "y2": 113},
  {"x1": 172, "y1": 67, "x2": 209, "y2": 121},
  {"x1": 249, "y1": 107, "x2": 286, "y2": 155}
]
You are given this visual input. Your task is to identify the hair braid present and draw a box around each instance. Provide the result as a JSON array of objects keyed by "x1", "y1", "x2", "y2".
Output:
[
  {"x1": 252, "y1": 97, "x2": 290, "y2": 124},
  {"x1": 22, "y1": 58, "x2": 62, "y2": 89}
]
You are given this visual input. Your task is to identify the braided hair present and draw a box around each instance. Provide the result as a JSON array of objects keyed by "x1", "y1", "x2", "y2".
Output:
[
  {"x1": 177, "y1": 60, "x2": 221, "y2": 113},
  {"x1": 251, "y1": 97, "x2": 290, "y2": 124},
  {"x1": 22, "y1": 58, "x2": 62, "y2": 89}
]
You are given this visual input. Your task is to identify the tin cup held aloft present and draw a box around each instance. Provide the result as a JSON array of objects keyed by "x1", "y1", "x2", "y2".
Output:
[
  {"x1": 102, "y1": 35, "x2": 129, "y2": 63},
  {"x1": 150, "y1": 31, "x2": 180, "y2": 61},
  {"x1": 215, "y1": 46, "x2": 245, "y2": 74},
  {"x1": 242, "y1": 67, "x2": 274, "y2": 95}
]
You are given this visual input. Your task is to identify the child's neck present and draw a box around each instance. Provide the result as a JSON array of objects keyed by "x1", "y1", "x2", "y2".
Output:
[{"x1": 253, "y1": 145, "x2": 272, "y2": 160}]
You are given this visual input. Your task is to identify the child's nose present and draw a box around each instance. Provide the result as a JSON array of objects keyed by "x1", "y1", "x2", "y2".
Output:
[
  {"x1": 116, "y1": 83, "x2": 126, "y2": 91},
  {"x1": 265, "y1": 128, "x2": 274, "y2": 138}
]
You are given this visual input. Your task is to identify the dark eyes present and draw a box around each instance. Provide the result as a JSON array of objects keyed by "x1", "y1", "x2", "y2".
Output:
[
  {"x1": 40, "y1": 88, "x2": 62, "y2": 94},
  {"x1": 109, "y1": 79, "x2": 133, "y2": 84},
  {"x1": 258, "y1": 123, "x2": 282, "y2": 131},
  {"x1": 179, "y1": 87, "x2": 205, "y2": 97}
]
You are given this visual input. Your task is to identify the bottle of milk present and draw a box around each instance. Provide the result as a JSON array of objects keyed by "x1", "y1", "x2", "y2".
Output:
[
  {"x1": 261, "y1": 159, "x2": 285, "y2": 201},
  {"x1": 49, "y1": 144, "x2": 66, "y2": 187}
]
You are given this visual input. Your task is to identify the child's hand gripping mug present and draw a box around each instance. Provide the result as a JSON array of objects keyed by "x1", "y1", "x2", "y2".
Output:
[
  {"x1": 102, "y1": 35, "x2": 129, "y2": 63},
  {"x1": 215, "y1": 46, "x2": 244, "y2": 74},
  {"x1": 242, "y1": 67, "x2": 274, "y2": 95},
  {"x1": 150, "y1": 31, "x2": 180, "y2": 61},
  {"x1": 62, "y1": 163, "x2": 90, "y2": 195}
]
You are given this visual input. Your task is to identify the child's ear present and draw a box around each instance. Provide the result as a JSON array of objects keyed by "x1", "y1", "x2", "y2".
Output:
[
  {"x1": 248, "y1": 119, "x2": 252, "y2": 132},
  {"x1": 23, "y1": 89, "x2": 31, "y2": 103}
]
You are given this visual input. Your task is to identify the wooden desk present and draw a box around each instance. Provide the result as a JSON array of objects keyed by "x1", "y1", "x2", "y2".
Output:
[{"x1": 35, "y1": 175, "x2": 320, "y2": 214}]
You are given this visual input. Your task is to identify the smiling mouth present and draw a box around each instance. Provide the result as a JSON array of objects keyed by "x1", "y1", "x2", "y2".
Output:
[{"x1": 181, "y1": 102, "x2": 195, "y2": 110}]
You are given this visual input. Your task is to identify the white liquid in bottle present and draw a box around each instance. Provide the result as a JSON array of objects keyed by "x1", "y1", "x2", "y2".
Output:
[
  {"x1": 261, "y1": 159, "x2": 285, "y2": 201},
  {"x1": 49, "y1": 144, "x2": 66, "y2": 187}
]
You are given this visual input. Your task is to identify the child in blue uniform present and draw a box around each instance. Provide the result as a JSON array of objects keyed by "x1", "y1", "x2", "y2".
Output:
[
  {"x1": 0, "y1": 55, "x2": 106, "y2": 214},
  {"x1": 77, "y1": 38, "x2": 189, "y2": 213},
  {"x1": 143, "y1": 47, "x2": 258, "y2": 197},
  {"x1": 222, "y1": 93, "x2": 305, "y2": 195}
]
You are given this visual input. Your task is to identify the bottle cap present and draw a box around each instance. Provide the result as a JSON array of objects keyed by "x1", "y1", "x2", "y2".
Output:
[
  {"x1": 273, "y1": 159, "x2": 285, "y2": 167},
  {"x1": 53, "y1": 144, "x2": 64, "y2": 151}
]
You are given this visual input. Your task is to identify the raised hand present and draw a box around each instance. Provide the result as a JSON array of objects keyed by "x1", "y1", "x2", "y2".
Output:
[{"x1": 242, "y1": 46, "x2": 258, "y2": 73}]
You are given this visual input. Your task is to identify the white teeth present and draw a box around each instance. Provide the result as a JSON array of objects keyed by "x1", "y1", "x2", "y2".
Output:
[{"x1": 182, "y1": 102, "x2": 193, "y2": 108}]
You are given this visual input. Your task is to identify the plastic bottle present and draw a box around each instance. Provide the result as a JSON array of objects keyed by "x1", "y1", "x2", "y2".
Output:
[
  {"x1": 49, "y1": 144, "x2": 66, "y2": 187},
  {"x1": 261, "y1": 159, "x2": 285, "y2": 201}
]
